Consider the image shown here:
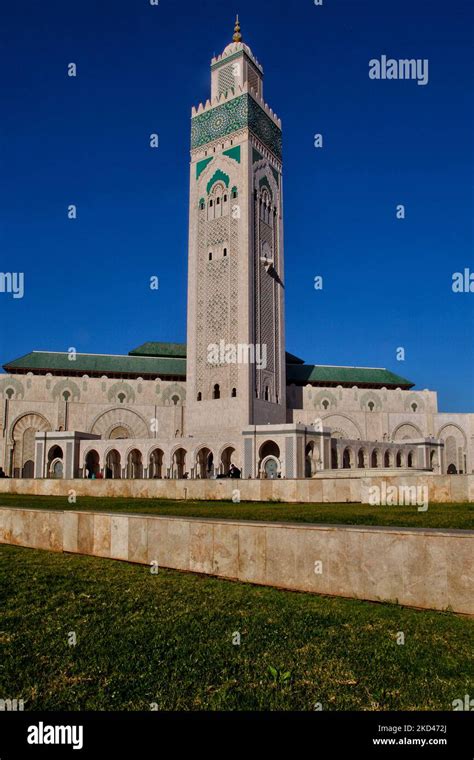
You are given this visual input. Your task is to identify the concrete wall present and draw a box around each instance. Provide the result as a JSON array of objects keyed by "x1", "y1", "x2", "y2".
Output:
[
  {"x1": 0, "y1": 474, "x2": 473, "y2": 503},
  {"x1": 1, "y1": 507, "x2": 472, "y2": 615}
]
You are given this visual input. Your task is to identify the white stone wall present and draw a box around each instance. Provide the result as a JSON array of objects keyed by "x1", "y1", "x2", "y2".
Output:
[{"x1": 1, "y1": 371, "x2": 473, "y2": 476}]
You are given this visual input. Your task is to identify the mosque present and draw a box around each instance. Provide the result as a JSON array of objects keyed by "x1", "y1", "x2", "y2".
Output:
[{"x1": 1, "y1": 20, "x2": 472, "y2": 481}]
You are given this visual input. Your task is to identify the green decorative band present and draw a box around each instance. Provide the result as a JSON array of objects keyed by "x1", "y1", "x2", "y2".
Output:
[
  {"x1": 196, "y1": 156, "x2": 213, "y2": 179},
  {"x1": 211, "y1": 51, "x2": 243, "y2": 70},
  {"x1": 191, "y1": 94, "x2": 282, "y2": 160},
  {"x1": 222, "y1": 145, "x2": 241, "y2": 163},
  {"x1": 207, "y1": 169, "x2": 230, "y2": 195},
  {"x1": 252, "y1": 147, "x2": 263, "y2": 163}
]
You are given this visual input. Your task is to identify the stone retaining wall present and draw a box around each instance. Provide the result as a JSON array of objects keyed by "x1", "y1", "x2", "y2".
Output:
[
  {"x1": 1, "y1": 507, "x2": 472, "y2": 615},
  {"x1": 0, "y1": 474, "x2": 472, "y2": 503}
]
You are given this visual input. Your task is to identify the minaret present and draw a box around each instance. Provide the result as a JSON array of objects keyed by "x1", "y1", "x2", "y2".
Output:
[{"x1": 186, "y1": 19, "x2": 286, "y2": 435}]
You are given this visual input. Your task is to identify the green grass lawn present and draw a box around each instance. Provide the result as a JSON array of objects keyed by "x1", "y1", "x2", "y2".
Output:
[
  {"x1": 0, "y1": 493, "x2": 473, "y2": 530},
  {"x1": 0, "y1": 545, "x2": 472, "y2": 711}
]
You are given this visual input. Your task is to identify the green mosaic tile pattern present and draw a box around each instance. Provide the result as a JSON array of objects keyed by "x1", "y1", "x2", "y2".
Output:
[
  {"x1": 191, "y1": 94, "x2": 282, "y2": 160},
  {"x1": 196, "y1": 157, "x2": 213, "y2": 179},
  {"x1": 222, "y1": 145, "x2": 241, "y2": 163}
]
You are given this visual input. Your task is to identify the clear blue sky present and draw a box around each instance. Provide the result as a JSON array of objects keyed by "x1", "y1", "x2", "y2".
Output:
[{"x1": 1, "y1": 0, "x2": 473, "y2": 411}]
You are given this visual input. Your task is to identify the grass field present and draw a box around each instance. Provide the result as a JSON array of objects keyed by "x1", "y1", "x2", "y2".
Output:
[
  {"x1": 0, "y1": 493, "x2": 473, "y2": 530},
  {"x1": 0, "y1": 544, "x2": 473, "y2": 711}
]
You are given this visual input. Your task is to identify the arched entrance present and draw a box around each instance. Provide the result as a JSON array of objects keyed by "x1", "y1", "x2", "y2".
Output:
[
  {"x1": 85, "y1": 449, "x2": 100, "y2": 479},
  {"x1": 396, "y1": 451, "x2": 403, "y2": 468},
  {"x1": 407, "y1": 450, "x2": 415, "y2": 468},
  {"x1": 371, "y1": 449, "x2": 380, "y2": 468},
  {"x1": 105, "y1": 449, "x2": 121, "y2": 479},
  {"x1": 357, "y1": 449, "x2": 366, "y2": 468},
  {"x1": 172, "y1": 448, "x2": 186, "y2": 479},
  {"x1": 447, "y1": 463, "x2": 457, "y2": 474},
  {"x1": 305, "y1": 442, "x2": 319, "y2": 477},
  {"x1": 220, "y1": 446, "x2": 236, "y2": 476},
  {"x1": 127, "y1": 449, "x2": 143, "y2": 479},
  {"x1": 342, "y1": 447, "x2": 352, "y2": 469},
  {"x1": 47, "y1": 445, "x2": 64, "y2": 479},
  {"x1": 196, "y1": 447, "x2": 214, "y2": 479},
  {"x1": 10, "y1": 412, "x2": 51, "y2": 478},
  {"x1": 149, "y1": 448, "x2": 164, "y2": 479},
  {"x1": 258, "y1": 441, "x2": 280, "y2": 479},
  {"x1": 23, "y1": 460, "x2": 34, "y2": 478}
]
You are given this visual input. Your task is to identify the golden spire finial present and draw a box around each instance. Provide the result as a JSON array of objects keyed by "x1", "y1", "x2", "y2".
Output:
[{"x1": 233, "y1": 14, "x2": 242, "y2": 43}]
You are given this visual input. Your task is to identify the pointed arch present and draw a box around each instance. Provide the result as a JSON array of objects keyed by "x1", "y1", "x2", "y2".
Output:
[{"x1": 89, "y1": 407, "x2": 149, "y2": 439}]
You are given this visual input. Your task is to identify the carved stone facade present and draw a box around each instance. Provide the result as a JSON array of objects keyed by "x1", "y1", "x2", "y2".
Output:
[{"x1": 1, "y1": 28, "x2": 473, "y2": 481}]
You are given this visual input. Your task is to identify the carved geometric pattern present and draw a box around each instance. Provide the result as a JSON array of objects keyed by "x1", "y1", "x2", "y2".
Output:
[
  {"x1": 90, "y1": 408, "x2": 149, "y2": 439},
  {"x1": 254, "y1": 169, "x2": 281, "y2": 400},
  {"x1": 218, "y1": 65, "x2": 235, "y2": 95},
  {"x1": 247, "y1": 67, "x2": 259, "y2": 93},
  {"x1": 359, "y1": 391, "x2": 382, "y2": 411},
  {"x1": 437, "y1": 424, "x2": 467, "y2": 447},
  {"x1": 404, "y1": 393, "x2": 425, "y2": 412},
  {"x1": 109, "y1": 425, "x2": 131, "y2": 440},
  {"x1": 161, "y1": 383, "x2": 186, "y2": 404},
  {"x1": 11, "y1": 412, "x2": 51, "y2": 442},
  {"x1": 312, "y1": 389, "x2": 338, "y2": 410},
  {"x1": 392, "y1": 423, "x2": 422, "y2": 440},
  {"x1": 322, "y1": 415, "x2": 362, "y2": 440},
  {"x1": 195, "y1": 193, "x2": 238, "y2": 397},
  {"x1": 22, "y1": 428, "x2": 37, "y2": 464},
  {"x1": 11, "y1": 413, "x2": 52, "y2": 473},
  {"x1": 206, "y1": 260, "x2": 230, "y2": 346},
  {"x1": 207, "y1": 217, "x2": 228, "y2": 245},
  {"x1": 107, "y1": 382, "x2": 136, "y2": 404},
  {"x1": 52, "y1": 378, "x2": 81, "y2": 401},
  {"x1": 260, "y1": 262, "x2": 275, "y2": 374},
  {"x1": 0, "y1": 377, "x2": 25, "y2": 400}
]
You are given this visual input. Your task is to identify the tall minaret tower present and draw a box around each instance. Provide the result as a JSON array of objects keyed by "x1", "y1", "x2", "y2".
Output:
[{"x1": 186, "y1": 18, "x2": 286, "y2": 436}]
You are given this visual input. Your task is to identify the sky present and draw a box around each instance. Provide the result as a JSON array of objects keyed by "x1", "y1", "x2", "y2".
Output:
[{"x1": 1, "y1": 0, "x2": 473, "y2": 411}]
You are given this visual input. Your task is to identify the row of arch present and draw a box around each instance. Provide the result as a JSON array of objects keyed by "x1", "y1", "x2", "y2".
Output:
[
  {"x1": 5, "y1": 409, "x2": 470, "y2": 478},
  {"x1": 80, "y1": 441, "x2": 282, "y2": 480},
  {"x1": 332, "y1": 446, "x2": 419, "y2": 471},
  {"x1": 81, "y1": 445, "x2": 238, "y2": 480}
]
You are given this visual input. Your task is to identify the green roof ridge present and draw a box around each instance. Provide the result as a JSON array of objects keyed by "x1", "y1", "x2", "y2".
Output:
[{"x1": 2, "y1": 346, "x2": 414, "y2": 389}]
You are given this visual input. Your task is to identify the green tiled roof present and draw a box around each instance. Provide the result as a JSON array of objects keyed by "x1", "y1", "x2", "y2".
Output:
[
  {"x1": 286, "y1": 364, "x2": 414, "y2": 388},
  {"x1": 129, "y1": 342, "x2": 187, "y2": 358},
  {"x1": 3, "y1": 352, "x2": 186, "y2": 378},
  {"x1": 129, "y1": 343, "x2": 306, "y2": 365},
  {"x1": 2, "y1": 346, "x2": 414, "y2": 389}
]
